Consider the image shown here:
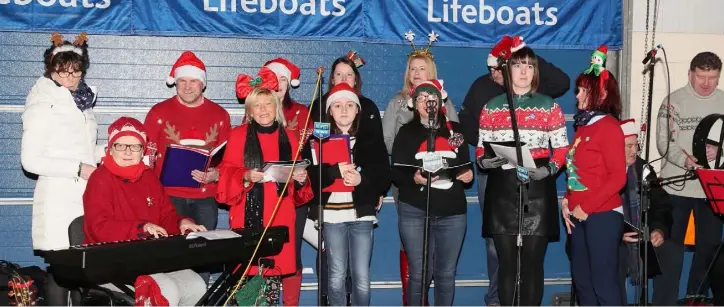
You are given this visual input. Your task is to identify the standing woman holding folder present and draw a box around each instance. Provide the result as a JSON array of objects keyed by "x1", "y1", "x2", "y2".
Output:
[
  {"x1": 475, "y1": 46, "x2": 569, "y2": 306},
  {"x1": 564, "y1": 45, "x2": 627, "y2": 306},
  {"x1": 305, "y1": 83, "x2": 390, "y2": 306},
  {"x1": 391, "y1": 80, "x2": 473, "y2": 306},
  {"x1": 217, "y1": 86, "x2": 313, "y2": 306}
]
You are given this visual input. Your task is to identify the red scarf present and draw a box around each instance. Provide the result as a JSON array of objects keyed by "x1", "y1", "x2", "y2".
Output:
[{"x1": 102, "y1": 155, "x2": 147, "y2": 182}]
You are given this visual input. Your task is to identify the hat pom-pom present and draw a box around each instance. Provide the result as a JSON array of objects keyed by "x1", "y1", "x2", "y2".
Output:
[
  {"x1": 166, "y1": 76, "x2": 175, "y2": 86},
  {"x1": 290, "y1": 79, "x2": 300, "y2": 88},
  {"x1": 441, "y1": 89, "x2": 448, "y2": 100}
]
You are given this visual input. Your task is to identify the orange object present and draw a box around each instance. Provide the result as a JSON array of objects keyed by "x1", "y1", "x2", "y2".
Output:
[{"x1": 684, "y1": 211, "x2": 696, "y2": 245}]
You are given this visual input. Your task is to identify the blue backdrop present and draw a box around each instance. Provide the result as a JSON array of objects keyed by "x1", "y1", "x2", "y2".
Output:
[{"x1": 0, "y1": 0, "x2": 622, "y2": 49}]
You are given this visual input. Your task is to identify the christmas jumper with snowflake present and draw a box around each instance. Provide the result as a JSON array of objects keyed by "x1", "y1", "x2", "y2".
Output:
[
  {"x1": 144, "y1": 97, "x2": 231, "y2": 199},
  {"x1": 476, "y1": 91, "x2": 569, "y2": 172},
  {"x1": 564, "y1": 115, "x2": 627, "y2": 214}
]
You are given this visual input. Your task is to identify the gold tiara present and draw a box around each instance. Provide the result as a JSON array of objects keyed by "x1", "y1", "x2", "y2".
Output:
[{"x1": 405, "y1": 30, "x2": 438, "y2": 60}]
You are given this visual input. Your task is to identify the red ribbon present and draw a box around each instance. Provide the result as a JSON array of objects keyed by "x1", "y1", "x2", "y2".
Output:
[{"x1": 236, "y1": 67, "x2": 279, "y2": 99}]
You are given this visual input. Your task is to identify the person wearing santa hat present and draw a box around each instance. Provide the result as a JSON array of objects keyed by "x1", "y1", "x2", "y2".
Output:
[
  {"x1": 307, "y1": 52, "x2": 386, "y2": 305},
  {"x1": 304, "y1": 82, "x2": 389, "y2": 306},
  {"x1": 143, "y1": 51, "x2": 231, "y2": 274},
  {"x1": 562, "y1": 48, "x2": 626, "y2": 305},
  {"x1": 615, "y1": 119, "x2": 671, "y2": 304},
  {"x1": 476, "y1": 45, "x2": 569, "y2": 306},
  {"x1": 391, "y1": 79, "x2": 473, "y2": 306},
  {"x1": 217, "y1": 87, "x2": 313, "y2": 306},
  {"x1": 381, "y1": 35, "x2": 460, "y2": 306},
  {"x1": 457, "y1": 34, "x2": 570, "y2": 307},
  {"x1": 83, "y1": 117, "x2": 208, "y2": 306}
]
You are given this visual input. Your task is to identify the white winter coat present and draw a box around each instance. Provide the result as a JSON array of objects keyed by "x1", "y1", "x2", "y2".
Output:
[{"x1": 21, "y1": 77, "x2": 105, "y2": 251}]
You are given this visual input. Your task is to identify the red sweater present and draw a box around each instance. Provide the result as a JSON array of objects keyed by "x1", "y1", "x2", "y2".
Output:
[
  {"x1": 282, "y1": 101, "x2": 312, "y2": 143},
  {"x1": 564, "y1": 115, "x2": 627, "y2": 214},
  {"x1": 83, "y1": 166, "x2": 189, "y2": 244},
  {"x1": 144, "y1": 97, "x2": 231, "y2": 199}
]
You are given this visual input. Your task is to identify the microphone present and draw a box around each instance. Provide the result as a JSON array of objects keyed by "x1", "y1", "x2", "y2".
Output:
[
  {"x1": 642, "y1": 44, "x2": 663, "y2": 65},
  {"x1": 426, "y1": 98, "x2": 437, "y2": 152}
]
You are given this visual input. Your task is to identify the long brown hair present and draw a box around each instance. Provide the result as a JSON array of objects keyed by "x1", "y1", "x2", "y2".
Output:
[
  {"x1": 327, "y1": 57, "x2": 363, "y2": 94},
  {"x1": 327, "y1": 101, "x2": 360, "y2": 136}
]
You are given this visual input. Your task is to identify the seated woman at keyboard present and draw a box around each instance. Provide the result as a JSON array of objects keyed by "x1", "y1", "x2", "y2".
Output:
[{"x1": 83, "y1": 117, "x2": 208, "y2": 306}]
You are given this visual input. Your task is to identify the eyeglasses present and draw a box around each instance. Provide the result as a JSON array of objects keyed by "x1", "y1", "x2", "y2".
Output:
[
  {"x1": 56, "y1": 70, "x2": 83, "y2": 78},
  {"x1": 415, "y1": 93, "x2": 439, "y2": 102},
  {"x1": 113, "y1": 143, "x2": 144, "y2": 152}
]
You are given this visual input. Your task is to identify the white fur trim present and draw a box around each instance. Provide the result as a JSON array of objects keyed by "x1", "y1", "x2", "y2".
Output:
[
  {"x1": 431, "y1": 179, "x2": 453, "y2": 190},
  {"x1": 52, "y1": 45, "x2": 83, "y2": 56},
  {"x1": 620, "y1": 121, "x2": 638, "y2": 137},
  {"x1": 166, "y1": 76, "x2": 176, "y2": 86},
  {"x1": 326, "y1": 91, "x2": 360, "y2": 111},
  {"x1": 487, "y1": 54, "x2": 499, "y2": 67},
  {"x1": 415, "y1": 151, "x2": 456, "y2": 160},
  {"x1": 265, "y1": 62, "x2": 292, "y2": 81},
  {"x1": 173, "y1": 65, "x2": 206, "y2": 84},
  {"x1": 511, "y1": 37, "x2": 526, "y2": 52},
  {"x1": 290, "y1": 79, "x2": 300, "y2": 87}
]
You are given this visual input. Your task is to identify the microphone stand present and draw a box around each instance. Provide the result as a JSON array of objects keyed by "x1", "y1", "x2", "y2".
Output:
[
  {"x1": 637, "y1": 51, "x2": 657, "y2": 307},
  {"x1": 420, "y1": 98, "x2": 437, "y2": 305},
  {"x1": 315, "y1": 68, "x2": 326, "y2": 307},
  {"x1": 499, "y1": 57, "x2": 527, "y2": 306}
]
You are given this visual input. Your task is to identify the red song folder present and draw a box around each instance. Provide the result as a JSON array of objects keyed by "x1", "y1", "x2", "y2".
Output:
[
  {"x1": 696, "y1": 168, "x2": 724, "y2": 215},
  {"x1": 311, "y1": 135, "x2": 353, "y2": 192}
]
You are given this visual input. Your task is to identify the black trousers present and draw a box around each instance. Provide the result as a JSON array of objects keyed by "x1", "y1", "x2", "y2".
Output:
[{"x1": 493, "y1": 235, "x2": 548, "y2": 306}]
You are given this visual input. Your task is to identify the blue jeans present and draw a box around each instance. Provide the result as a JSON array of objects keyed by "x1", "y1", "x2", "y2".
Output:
[
  {"x1": 398, "y1": 201, "x2": 467, "y2": 306},
  {"x1": 477, "y1": 172, "x2": 499, "y2": 305},
  {"x1": 168, "y1": 196, "x2": 219, "y2": 231},
  {"x1": 571, "y1": 210, "x2": 624, "y2": 306},
  {"x1": 322, "y1": 221, "x2": 374, "y2": 306}
]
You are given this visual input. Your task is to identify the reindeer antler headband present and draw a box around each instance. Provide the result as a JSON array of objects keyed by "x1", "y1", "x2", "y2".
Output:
[
  {"x1": 50, "y1": 32, "x2": 88, "y2": 57},
  {"x1": 405, "y1": 30, "x2": 439, "y2": 60}
]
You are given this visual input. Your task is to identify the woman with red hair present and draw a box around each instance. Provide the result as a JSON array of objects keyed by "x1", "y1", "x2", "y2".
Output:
[{"x1": 564, "y1": 45, "x2": 627, "y2": 306}]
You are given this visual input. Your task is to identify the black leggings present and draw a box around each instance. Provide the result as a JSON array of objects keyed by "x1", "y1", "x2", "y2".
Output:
[{"x1": 493, "y1": 235, "x2": 548, "y2": 306}]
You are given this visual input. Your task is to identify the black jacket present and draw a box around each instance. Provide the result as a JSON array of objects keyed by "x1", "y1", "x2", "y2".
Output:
[
  {"x1": 629, "y1": 157, "x2": 673, "y2": 237},
  {"x1": 311, "y1": 93, "x2": 384, "y2": 140},
  {"x1": 391, "y1": 121, "x2": 472, "y2": 217},
  {"x1": 304, "y1": 128, "x2": 390, "y2": 221},
  {"x1": 458, "y1": 55, "x2": 571, "y2": 148}
]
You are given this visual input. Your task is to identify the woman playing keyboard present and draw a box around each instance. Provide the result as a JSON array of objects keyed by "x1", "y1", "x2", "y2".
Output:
[{"x1": 82, "y1": 117, "x2": 207, "y2": 306}]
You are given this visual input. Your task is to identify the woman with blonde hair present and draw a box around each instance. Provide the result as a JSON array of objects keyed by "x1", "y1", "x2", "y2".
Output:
[
  {"x1": 381, "y1": 32, "x2": 459, "y2": 305},
  {"x1": 218, "y1": 75, "x2": 313, "y2": 305}
]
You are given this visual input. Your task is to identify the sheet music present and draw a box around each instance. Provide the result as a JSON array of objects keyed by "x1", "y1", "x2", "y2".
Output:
[
  {"x1": 262, "y1": 160, "x2": 311, "y2": 183},
  {"x1": 186, "y1": 229, "x2": 241, "y2": 240},
  {"x1": 489, "y1": 143, "x2": 536, "y2": 170}
]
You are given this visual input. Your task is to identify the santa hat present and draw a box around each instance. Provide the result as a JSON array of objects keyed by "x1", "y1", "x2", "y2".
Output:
[
  {"x1": 408, "y1": 79, "x2": 448, "y2": 109},
  {"x1": 264, "y1": 58, "x2": 301, "y2": 88},
  {"x1": 107, "y1": 117, "x2": 147, "y2": 150},
  {"x1": 487, "y1": 35, "x2": 526, "y2": 67},
  {"x1": 620, "y1": 118, "x2": 638, "y2": 137},
  {"x1": 593, "y1": 45, "x2": 608, "y2": 61},
  {"x1": 326, "y1": 83, "x2": 360, "y2": 111},
  {"x1": 166, "y1": 51, "x2": 206, "y2": 86}
]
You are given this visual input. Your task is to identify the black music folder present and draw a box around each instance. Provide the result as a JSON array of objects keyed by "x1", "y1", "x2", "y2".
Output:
[{"x1": 624, "y1": 221, "x2": 662, "y2": 277}]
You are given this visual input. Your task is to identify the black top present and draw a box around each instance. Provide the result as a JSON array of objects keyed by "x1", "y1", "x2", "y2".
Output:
[
  {"x1": 391, "y1": 121, "x2": 472, "y2": 217},
  {"x1": 630, "y1": 157, "x2": 672, "y2": 237},
  {"x1": 458, "y1": 55, "x2": 571, "y2": 147},
  {"x1": 304, "y1": 126, "x2": 390, "y2": 221}
]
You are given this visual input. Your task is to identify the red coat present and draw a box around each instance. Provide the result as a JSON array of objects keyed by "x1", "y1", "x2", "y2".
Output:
[
  {"x1": 216, "y1": 123, "x2": 313, "y2": 276},
  {"x1": 83, "y1": 166, "x2": 189, "y2": 244}
]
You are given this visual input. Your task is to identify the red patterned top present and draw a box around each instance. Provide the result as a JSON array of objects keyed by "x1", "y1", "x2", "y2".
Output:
[{"x1": 476, "y1": 92, "x2": 569, "y2": 171}]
